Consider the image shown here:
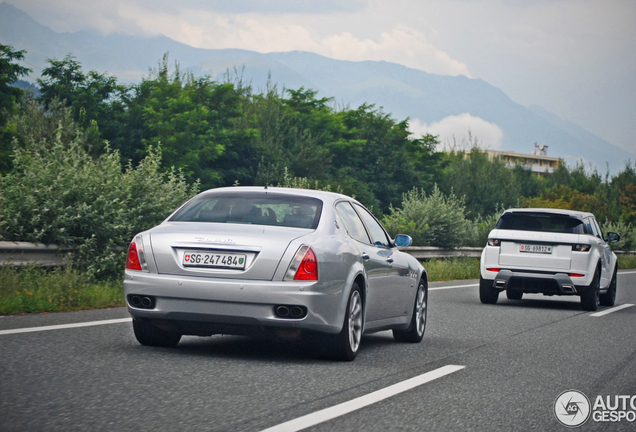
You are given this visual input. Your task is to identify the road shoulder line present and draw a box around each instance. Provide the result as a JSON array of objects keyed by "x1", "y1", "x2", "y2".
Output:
[{"x1": 0, "y1": 318, "x2": 132, "y2": 335}]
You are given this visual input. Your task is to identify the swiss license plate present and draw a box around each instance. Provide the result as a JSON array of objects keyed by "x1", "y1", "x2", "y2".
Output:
[
  {"x1": 183, "y1": 251, "x2": 246, "y2": 269},
  {"x1": 519, "y1": 244, "x2": 552, "y2": 254}
]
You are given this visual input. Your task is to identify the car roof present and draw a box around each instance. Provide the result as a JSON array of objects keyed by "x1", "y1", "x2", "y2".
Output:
[
  {"x1": 198, "y1": 186, "x2": 354, "y2": 205},
  {"x1": 502, "y1": 208, "x2": 595, "y2": 219}
]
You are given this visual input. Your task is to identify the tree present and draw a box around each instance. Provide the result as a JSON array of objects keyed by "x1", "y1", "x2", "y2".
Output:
[
  {"x1": 0, "y1": 44, "x2": 31, "y2": 172},
  {"x1": 36, "y1": 54, "x2": 124, "y2": 155},
  {"x1": 113, "y1": 54, "x2": 247, "y2": 187},
  {"x1": 0, "y1": 44, "x2": 31, "y2": 122},
  {"x1": 440, "y1": 147, "x2": 520, "y2": 218}
]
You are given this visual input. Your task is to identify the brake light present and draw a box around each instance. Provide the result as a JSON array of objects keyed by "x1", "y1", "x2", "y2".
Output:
[
  {"x1": 284, "y1": 246, "x2": 318, "y2": 281},
  {"x1": 126, "y1": 241, "x2": 142, "y2": 271},
  {"x1": 572, "y1": 244, "x2": 591, "y2": 252},
  {"x1": 569, "y1": 273, "x2": 584, "y2": 277},
  {"x1": 486, "y1": 268, "x2": 500, "y2": 272},
  {"x1": 488, "y1": 239, "x2": 501, "y2": 246}
]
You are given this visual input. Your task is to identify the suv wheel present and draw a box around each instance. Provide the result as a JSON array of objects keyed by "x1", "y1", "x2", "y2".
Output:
[
  {"x1": 479, "y1": 276, "x2": 499, "y2": 304},
  {"x1": 599, "y1": 265, "x2": 618, "y2": 307},
  {"x1": 581, "y1": 266, "x2": 601, "y2": 311}
]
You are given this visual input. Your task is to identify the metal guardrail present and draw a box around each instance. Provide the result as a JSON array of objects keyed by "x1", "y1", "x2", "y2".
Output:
[
  {"x1": 2, "y1": 241, "x2": 634, "y2": 267},
  {"x1": 401, "y1": 246, "x2": 483, "y2": 259},
  {"x1": 0, "y1": 242, "x2": 74, "y2": 267}
]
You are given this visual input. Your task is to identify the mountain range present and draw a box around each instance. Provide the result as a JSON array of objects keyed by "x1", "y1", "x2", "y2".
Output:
[{"x1": 1, "y1": 1, "x2": 633, "y2": 173}]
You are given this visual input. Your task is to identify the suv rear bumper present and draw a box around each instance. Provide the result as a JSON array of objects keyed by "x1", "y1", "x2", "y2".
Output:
[{"x1": 483, "y1": 270, "x2": 591, "y2": 296}]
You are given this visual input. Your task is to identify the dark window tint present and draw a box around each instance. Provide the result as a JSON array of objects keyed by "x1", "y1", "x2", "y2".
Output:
[
  {"x1": 354, "y1": 204, "x2": 390, "y2": 247},
  {"x1": 496, "y1": 212, "x2": 585, "y2": 234},
  {"x1": 170, "y1": 192, "x2": 322, "y2": 229},
  {"x1": 336, "y1": 202, "x2": 371, "y2": 244}
]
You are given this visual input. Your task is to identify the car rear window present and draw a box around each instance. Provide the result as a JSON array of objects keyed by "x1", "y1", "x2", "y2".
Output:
[
  {"x1": 496, "y1": 212, "x2": 585, "y2": 234},
  {"x1": 170, "y1": 192, "x2": 323, "y2": 229}
]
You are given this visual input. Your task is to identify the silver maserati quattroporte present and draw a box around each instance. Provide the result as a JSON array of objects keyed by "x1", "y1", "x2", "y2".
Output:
[{"x1": 124, "y1": 187, "x2": 427, "y2": 360}]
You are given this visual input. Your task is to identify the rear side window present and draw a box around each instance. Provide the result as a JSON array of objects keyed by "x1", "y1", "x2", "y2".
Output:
[
  {"x1": 496, "y1": 212, "x2": 585, "y2": 234},
  {"x1": 170, "y1": 192, "x2": 322, "y2": 229},
  {"x1": 336, "y1": 202, "x2": 371, "y2": 244}
]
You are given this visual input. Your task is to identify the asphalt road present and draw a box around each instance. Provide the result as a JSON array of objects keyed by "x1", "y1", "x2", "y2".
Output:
[{"x1": 2, "y1": 272, "x2": 636, "y2": 431}]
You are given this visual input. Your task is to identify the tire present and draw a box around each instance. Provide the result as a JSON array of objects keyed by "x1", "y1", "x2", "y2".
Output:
[
  {"x1": 330, "y1": 283, "x2": 363, "y2": 361},
  {"x1": 133, "y1": 318, "x2": 182, "y2": 347},
  {"x1": 600, "y1": 265, "x2": 618, "y2": 307},
  {"x1": 479, "y1": 276, "x2": 499, "y2": 304},
  {"x1": 581, "y1": 265, "x2": 601, "y2": 311},
  {"x1": 506, "y1": 290, "x2": 523, "y2": 300},
  {"x1": 393, "y1": 280, "x2": 427, "y2": 343}
]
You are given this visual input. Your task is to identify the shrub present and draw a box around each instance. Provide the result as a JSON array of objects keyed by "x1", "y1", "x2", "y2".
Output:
[
  {"x1": 602, "y1": 219, "x2": 636, "y2": 251},
  {"x1": 382, "y1": 185, "x2": 470, "y2": 248},
  {"x1": 0, "y1": 100, "x2": 198, "y2": 279}
]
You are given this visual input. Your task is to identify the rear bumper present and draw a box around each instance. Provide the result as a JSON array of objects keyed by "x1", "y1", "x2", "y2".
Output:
[
  {"x1": 123, "y1": 270, "x2": 347, "y2": 336},
  {"x1": 484, "y1": 269, "x2": 584, "y2": 295}
]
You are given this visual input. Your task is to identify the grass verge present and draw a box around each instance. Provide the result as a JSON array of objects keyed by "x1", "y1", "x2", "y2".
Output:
[
  {"x1": 617, "y1": 254, "x2": 636, "y2": 270},
  {"x1": 0, "y1": 266, "x2": 124, "y2": 315},
  {"x1": 423, "y1": 257, "x2": 481, "y2": 282}
]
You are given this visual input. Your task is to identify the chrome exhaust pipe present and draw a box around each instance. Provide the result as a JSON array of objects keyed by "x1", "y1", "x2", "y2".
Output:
[{"x1": 276, "y1": 306, "x2": 290, "y2": 317}]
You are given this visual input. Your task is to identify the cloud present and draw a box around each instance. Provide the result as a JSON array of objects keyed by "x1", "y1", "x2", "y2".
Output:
[
  {"x1": 175, "y1": 0, "x2": 369, "y2": 14},
  {"x1": 322, "y1": 25, "x2": 471, "y2": 76},
  {"x1": 409, "y1": 114, "x2": 504, "y2": 150}
]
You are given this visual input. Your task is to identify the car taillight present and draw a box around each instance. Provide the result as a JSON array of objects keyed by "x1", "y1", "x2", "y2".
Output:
[
  {"x1": 126, "y1": 241, "x2": 142, "y2": 271},
  {"x1": 569, "y1": 273, "x2": 584, "y2": 277},
  {"x1": 488, "y1": 239, "x2": 501, "y2": 246},
  {"x1": 126, "y1": 235, "x2": 148, "y2": 271},
  {"x1": 572, "y1": 244, "x2": 591, "y2": 252},
  {"x1": 486, "y1": 268, "x2": 500, "y2": 272},
  {"x1": 284, "y1": 246, "x2": 318, "y2": 281}
]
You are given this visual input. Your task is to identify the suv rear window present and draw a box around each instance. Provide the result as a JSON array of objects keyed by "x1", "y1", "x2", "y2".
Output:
[
  {"x1": 170, "y1": 192, "x2": 322, "y2": 229},
  {"x1": 496, "y1": 212, "x2": 585, "y2": 234}
]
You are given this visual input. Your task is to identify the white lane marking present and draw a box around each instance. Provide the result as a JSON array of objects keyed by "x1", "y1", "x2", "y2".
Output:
[
  {"x1": 259, "y1": 365, "x2": 465, "y2": 432},
  {"x1": 618, "y1": 271, "x2": 636, "y2": 275},
  {"x1": 430, "y1": 283, "x2": 477, "y2": 291},
  {"x1": 590, "y1": 304, "x2": 634, "y2": 317},
  {"x1": 0, "y1": 318, "x2": 132, "y2": 335}
]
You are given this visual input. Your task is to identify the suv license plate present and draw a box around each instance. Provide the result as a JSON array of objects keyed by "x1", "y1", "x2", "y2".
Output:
[
  {"x1": 519, "y1": 244, "x2": 552, "y2": 254},
  {"x1": 183, "y1": 251, "x2": 246, "y2": 269}
]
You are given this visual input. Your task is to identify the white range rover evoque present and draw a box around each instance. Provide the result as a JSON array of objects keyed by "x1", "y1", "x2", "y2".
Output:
[{"x1": 480, "y1": 208, "x2": 621, "y2": 311}]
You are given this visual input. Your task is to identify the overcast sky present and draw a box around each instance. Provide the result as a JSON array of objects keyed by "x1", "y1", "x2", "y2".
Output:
[{"x1": 10, "y1": 0, "x2": 636, "y2": 153}]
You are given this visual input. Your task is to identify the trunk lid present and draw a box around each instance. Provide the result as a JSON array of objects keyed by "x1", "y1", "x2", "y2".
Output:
[
  {"x1": 149, "y1": 222, "x2": 308, "y2": 280},
  {"x1": 495, "y1": 230, "x2": 579, "y2": 270}
]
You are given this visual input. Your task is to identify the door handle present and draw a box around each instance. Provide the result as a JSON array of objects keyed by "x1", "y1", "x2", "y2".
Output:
[
  {"x1": 385, "y1": 257, "x2": 394, "y2": 264},
  {"x1": 361, "y1": 253, "x2": 370, "y2": 261}
]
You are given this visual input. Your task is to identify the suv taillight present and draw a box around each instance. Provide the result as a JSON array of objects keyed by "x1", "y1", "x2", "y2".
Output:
[
  {"x1": 572, "y1": 244, "x2": 591, "y2": 252},
  {"x1": 284, "y1": 246, "x2": 318, "y2": 281},
  {"x1": 488, "y1": 239, "x2": 501, "y2": 246}
]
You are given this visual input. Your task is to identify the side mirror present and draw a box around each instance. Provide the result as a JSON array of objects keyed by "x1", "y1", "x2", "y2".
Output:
[
  {"x1": 607, "y1": 232, "x2": 621, "y2": 243},
  {"x1": 394, "y1": 234, "x2": 412, "y2": 248}
]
